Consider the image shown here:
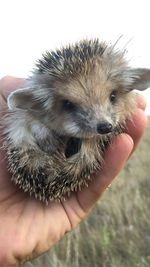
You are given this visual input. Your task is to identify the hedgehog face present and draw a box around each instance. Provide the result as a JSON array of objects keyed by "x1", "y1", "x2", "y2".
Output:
[
  {"x1": 51, "y1": 95, "x2": 124, "y2": 138},
  {"x1": 47, "y1": 79, "x2": 129, "y2": 138},
  {"x1": 44, "y1": 61, "x2": 148, "y2": 138}
]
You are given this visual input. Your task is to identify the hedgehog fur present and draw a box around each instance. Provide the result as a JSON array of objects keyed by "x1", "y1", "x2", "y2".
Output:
[{"x1": 2, "y1": 39, "x2": 150, "y2": 203}]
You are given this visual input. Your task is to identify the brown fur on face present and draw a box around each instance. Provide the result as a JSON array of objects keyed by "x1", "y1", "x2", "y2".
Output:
[
  {"x1": 3, "y1": 39, "x2": 150, "y2": 203},
  {"x1": 47, "y1": 57, "x2": 137, "y2": 138}
]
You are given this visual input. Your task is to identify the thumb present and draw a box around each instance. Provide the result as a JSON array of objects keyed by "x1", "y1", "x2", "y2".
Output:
[{"x1": 77, "y1": 133, "x2": 134, "y2": 212}]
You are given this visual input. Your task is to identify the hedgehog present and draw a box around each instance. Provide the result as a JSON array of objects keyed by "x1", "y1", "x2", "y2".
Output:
[{"x1": 2, "y1": 39, "x2": 150, "y2": 203}]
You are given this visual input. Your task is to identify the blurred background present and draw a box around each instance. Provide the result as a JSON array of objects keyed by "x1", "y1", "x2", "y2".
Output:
[{"x1": 0, "y1": 1, "x2": 150, "y2": 266}]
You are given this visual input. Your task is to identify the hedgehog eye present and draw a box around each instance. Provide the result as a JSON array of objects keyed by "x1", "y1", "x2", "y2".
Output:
[
  {"x1": 62, "y1": 100, "x2": 76, "y2": 112},
  {"x1": 110, "y1": 90, "x2": 117, "y2": 104}
]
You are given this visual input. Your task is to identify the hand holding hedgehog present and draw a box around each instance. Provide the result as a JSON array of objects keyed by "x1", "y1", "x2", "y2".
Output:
[
  {"x1": 2, "y1": 39, "x2": 150, "y2": 203},
  {"x1": 0, "y1": 76, "x2": 147, "y2": 266}
]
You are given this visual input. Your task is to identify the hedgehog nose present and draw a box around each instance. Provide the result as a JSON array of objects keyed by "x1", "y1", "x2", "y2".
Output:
[{"x1": 97, "y1": 122, "x2": 113, "y2": 134}]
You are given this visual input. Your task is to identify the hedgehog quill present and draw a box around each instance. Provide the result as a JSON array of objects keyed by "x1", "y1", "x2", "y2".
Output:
[{"x1": 2, "y1": 39, "x2": 150, "y2": 203}]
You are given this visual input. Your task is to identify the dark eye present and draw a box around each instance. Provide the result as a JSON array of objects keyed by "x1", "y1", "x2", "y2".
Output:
[
  {"x1": 110, "y1": 90, "x2": 117, "y2": 104},
  {"x1": 62, "y1": 100, "x2": 76, "y2": 112}
]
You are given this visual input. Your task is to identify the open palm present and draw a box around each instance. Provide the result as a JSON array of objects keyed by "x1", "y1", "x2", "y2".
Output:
[{"x1": 0, "y1": 77, "x2": 147, "y2": 267}]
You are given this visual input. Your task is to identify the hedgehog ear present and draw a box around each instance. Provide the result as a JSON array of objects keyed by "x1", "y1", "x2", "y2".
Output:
[
  {"x1": 124, "y1": 68, "x2": 150, "y2": 91},
  {"x1": 7, "y1": 86, "x2": 52, "y2": 111}
]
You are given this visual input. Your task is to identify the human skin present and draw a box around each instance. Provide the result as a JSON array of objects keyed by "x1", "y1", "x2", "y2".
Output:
[{"x1": 0, "y1": 76, "x2": 147, "y2": 267}]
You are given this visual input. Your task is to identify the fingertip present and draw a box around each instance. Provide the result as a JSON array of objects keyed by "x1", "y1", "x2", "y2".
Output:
[
  {"x1": 125, "y1": 109, "x2": 148, "y2": 142},
  {"x1": 102, "y1": 133, "x2": 134, "y2": 177},
  {"x1": 136, "y1": 93, "x2": 147, "y2": 110},
  {"x1": 0, "y1": 76, "x2": 25, "y2": 95}
]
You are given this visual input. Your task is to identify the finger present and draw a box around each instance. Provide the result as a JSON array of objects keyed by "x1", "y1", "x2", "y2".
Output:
[
  {"x1": 77, "y1": 133, "x2": 133, "y2": 212},
  {"x1": 136, "y1": 94, "x2": 147, "y2": 110},
  {"x1": 0, "y1": 76, "x2": 25, "y2": 93},
  {"x1": 125, "y1": 108, "x2": 148, "y2": 151}
]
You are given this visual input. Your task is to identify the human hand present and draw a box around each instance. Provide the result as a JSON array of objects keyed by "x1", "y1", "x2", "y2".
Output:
[{"x1": 0, "y1": 76, "x2": 147, "y2": 267}]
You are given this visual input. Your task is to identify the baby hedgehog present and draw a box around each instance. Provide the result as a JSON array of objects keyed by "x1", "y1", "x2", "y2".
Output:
[{"x1": 2, "y1": 39, "x2": 150, "y2": 203}]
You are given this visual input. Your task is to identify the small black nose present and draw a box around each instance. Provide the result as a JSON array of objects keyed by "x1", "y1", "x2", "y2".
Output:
[{"x1": 97, "y1": 122, "x2": 113, "y2": 134}]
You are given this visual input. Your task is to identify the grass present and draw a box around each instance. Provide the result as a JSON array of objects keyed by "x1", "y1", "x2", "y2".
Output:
[{"x1": 23, "y1": 118, "x2": 150, "y2": 267}]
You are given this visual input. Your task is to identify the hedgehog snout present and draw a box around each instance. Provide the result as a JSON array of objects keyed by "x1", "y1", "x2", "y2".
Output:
[{"x1": 97, "y1": 122, "x2": 113, "y2": 135}]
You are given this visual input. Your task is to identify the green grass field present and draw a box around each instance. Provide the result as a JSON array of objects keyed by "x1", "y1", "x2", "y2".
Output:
[{"x1": 23, "y1": 118, "x2": 150, "y2": 267}]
